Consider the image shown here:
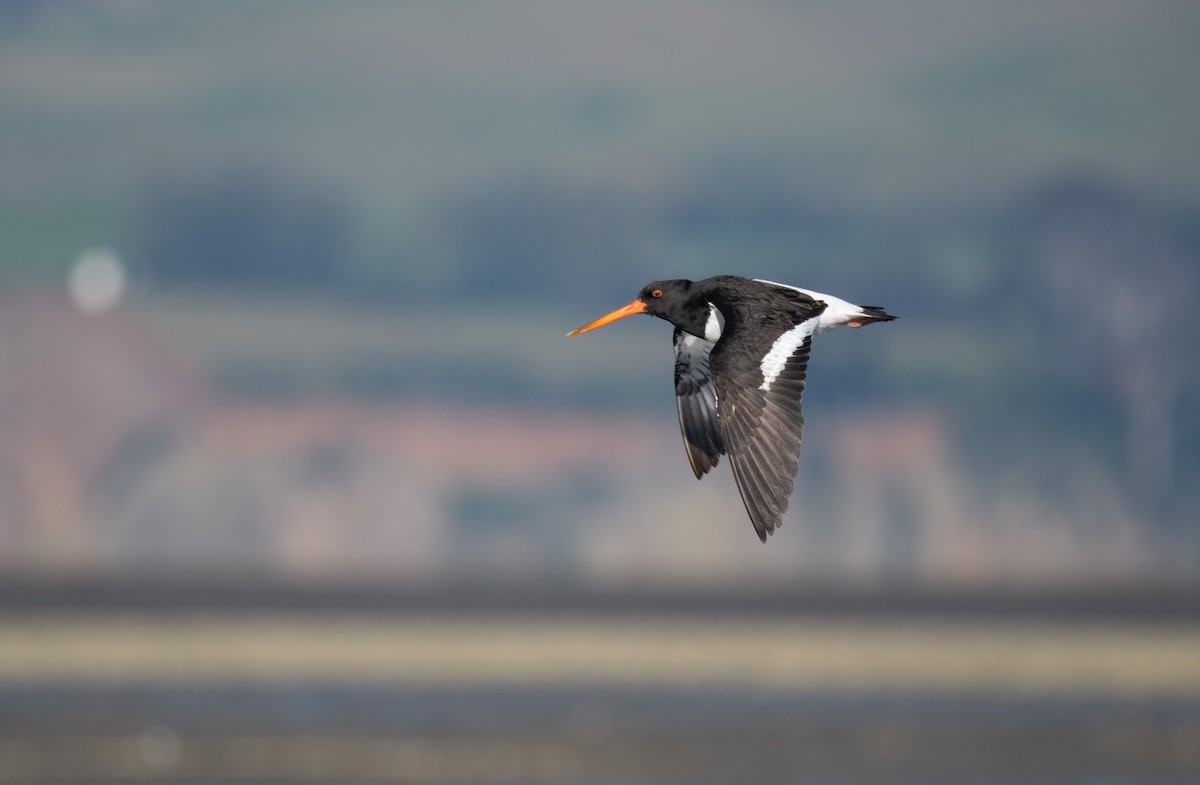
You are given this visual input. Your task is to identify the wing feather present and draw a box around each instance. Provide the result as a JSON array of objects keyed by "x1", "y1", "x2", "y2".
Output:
[
  {"x1": 713, "y1": 327, "x2": 815, "y2": 540},
  {"x1": 673, "y1": 327, "x2": 726, "y2": 479}
]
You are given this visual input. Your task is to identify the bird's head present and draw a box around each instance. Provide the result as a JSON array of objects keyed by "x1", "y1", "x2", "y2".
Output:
[{"x1": 567, "y1": 280, "x2": 693, "y2": 336}]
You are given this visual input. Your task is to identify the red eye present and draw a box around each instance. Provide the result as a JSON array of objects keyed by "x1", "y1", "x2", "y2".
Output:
[{"x1": 652, "y1": 289, "x2": 663, "y2": 298}]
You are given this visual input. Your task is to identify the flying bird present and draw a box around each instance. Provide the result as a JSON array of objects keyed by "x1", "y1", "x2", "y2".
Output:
[{"x1": 567, "y1": 275, "x2": 895, "y2": 541}]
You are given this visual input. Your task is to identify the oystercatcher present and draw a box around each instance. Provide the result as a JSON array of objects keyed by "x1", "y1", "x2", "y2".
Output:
[{"x1": 568, "y1": 276, "x2": 895, "y2": 541}]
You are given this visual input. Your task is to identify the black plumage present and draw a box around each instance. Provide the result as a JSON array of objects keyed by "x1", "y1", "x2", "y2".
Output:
[{"x1": 568, "y1": 275, "x2": 894, "y2": 541}]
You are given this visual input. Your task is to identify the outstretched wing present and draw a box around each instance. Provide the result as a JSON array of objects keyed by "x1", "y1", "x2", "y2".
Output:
[
  {"x1": 673, "y1": 327, "x2": 726, "y2": 478},
  {"x1": 711, "y1": 311, "x2": 821, "y2": 541}
]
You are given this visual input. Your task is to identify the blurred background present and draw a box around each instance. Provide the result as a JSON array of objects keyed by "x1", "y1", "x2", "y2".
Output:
[{"x1": 1, "y1": 2, "x2": 1198, "y2": 783}]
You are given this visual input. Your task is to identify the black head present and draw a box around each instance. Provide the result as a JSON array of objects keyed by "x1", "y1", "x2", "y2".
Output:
[
  {"x1": 567, "y1": 279, "x2": 697, "y2": 337},
  {"x1": 635, "y1": 279, "x2": 693, "y2": 319}
]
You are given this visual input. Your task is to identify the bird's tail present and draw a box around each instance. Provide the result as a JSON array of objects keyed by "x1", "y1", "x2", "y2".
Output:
[{"x1": 846, "y1": 305, "x2": 896, "y2": 328}]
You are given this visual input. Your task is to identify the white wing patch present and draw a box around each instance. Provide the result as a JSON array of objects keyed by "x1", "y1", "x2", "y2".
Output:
[
  {"x1": 678, "y1": 304, "x2": 722, "y2": 347},
  {"x1": 759, "y1": 318, "x2": 818, "y2": 391},
  {"x1": 703, "y1": 302, "x2": 722, "y2": 341}
]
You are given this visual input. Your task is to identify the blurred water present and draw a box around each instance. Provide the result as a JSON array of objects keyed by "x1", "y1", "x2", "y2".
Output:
[
  {"x1": 4, "y1": 683, "x2": 1199, "y2": 784},
  {"x1": 1, "y1": 587, "x2": 1198, "y2": 784}
]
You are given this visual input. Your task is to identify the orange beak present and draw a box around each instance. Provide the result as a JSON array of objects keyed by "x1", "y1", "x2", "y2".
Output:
[{"x1": 566, "y1": 299, "x2": 647, "y2": 337}]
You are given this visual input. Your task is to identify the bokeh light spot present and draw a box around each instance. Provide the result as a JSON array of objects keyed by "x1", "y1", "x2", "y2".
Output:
[{"x1": 68, "y1": 248, "x2": 126, "y2": 315}]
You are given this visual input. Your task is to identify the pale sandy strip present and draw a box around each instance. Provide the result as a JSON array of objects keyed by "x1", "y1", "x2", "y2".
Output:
[{"x1": 0, "y1": 616, "x2": 1197, "y2": 696}]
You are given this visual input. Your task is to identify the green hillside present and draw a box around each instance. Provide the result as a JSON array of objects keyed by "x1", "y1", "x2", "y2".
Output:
[{"x1": 2, "y1": 2, "x2": 1199, "y2": 289}]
